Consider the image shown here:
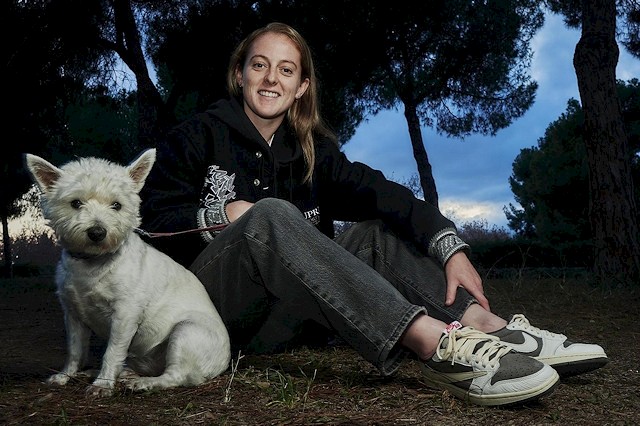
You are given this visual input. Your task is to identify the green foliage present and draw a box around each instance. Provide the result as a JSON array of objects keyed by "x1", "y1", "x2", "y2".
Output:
[
  {"x1": 53, "y1": 406, "x2": 70, "y2": 426},
  {"x1": 506, "y1": 79, "x2": 640, "y2": 250},
  {"x1": 264, "y1": 367, "x2": 316, "y2": 408},
  {"x1": 3, "y1": 0, "x2": 119, "y2": 276},
  {"x1": 444, "y1": 217, "x2": 593, "y2": 270},
  {"x1": 469, "y1": 237, "x2": 593, "y2": 271},
  {"x1": 147, "y1": 1, "x2": 252, "y2": 115},
  {"x1": 457, "y1": 219, "x2": 511, "y2": 244},
  {"x1": 621, "y1": 2, "x2": 640, "y2": 58},
  {"x1": 546, "y1": 0, "x2": 640, "y2": 59},
  {"x1": 1, "y1": 227, "x2": 59, "y2": 274},
  {"x1": 351, "y1": 0, "x2": 544, "y2": 138},
  {"x1": 63, "y1": 87, "x2": 140, "y2": 164},
  {"x1": 5, "y1": 1, "x2": 87, "y2": 215}
]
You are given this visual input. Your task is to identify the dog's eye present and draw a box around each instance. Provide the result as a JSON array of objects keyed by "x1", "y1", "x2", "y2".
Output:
[
  {"x1": 111, "y1": 202, "x2": 122, "y2": 211},
  {"x1": 70, "y1": 200, "x2": 82, "y2": 209}
]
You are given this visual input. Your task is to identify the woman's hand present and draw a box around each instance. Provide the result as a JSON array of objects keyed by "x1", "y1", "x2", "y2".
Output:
[
  {"x1": 225, "y1": 200, "x2": 254, "y2": 222},
  {"x1": 444, "y1": 251, "x2": 490, "y2": 312}
]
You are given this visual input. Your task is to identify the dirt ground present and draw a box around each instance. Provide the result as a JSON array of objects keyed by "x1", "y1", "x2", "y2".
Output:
[{"x1": 0, "y1": 274, "x2": 638, "y2": 425}]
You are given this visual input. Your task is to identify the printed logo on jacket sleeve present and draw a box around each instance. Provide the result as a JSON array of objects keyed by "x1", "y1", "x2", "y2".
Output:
[
  {"x1": 303, "y1": 206, "x2": 321, "y2": 225},
  {"x1": 201, "y1": 165, "x2": 237, "y2": 207}
]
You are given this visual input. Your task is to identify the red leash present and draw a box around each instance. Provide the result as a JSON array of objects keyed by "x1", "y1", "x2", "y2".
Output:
[{"x1": 135, "y1": 224, "x2": 228, "y2": 238}]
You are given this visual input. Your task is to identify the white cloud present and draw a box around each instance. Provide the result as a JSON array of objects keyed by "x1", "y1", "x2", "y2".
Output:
[
  {"x1": 617, "y1": 52, "x2": 640, "y2": 81},
  {"x1": 439, "y1": 198, "x2": 510, "y2": 228}
]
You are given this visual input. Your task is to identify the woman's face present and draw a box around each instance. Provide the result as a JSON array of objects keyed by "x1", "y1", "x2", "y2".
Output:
[{"x1": 237, "y1": 32, "x2": 309, "y2": 127}]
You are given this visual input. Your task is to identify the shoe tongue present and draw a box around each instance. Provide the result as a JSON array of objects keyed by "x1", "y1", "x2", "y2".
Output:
[
  {"x1": 473, "y1": 339, "x2": 502, "y2": 362},
  {"x1": 444, "y1": 321, "x2": 463, "y2": 335},
  {"x1": 439, "y1": 336, "x2": 450, "y2": 350},
  {"x1": 473, "y1": 340, "x2": 491, "y2": 356},
  {"x1": 439, "y1": 321, "x2": 463, "y2": 350}
]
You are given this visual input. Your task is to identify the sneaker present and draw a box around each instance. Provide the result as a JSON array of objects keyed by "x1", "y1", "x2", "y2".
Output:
[
  {"x1": 490, "y1": 314, "x2": 609, "y2": 377},
  {"x1": 420, "y1": 321, "x2": 559, "y2": 406}
]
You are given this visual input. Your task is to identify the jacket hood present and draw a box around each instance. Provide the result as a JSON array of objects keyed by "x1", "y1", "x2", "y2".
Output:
[{"x1": 206, "y1": 97, "x2": 302, "y2": 166}]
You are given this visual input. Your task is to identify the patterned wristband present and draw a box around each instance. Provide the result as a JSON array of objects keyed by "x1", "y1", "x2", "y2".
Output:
[
  {"x1": 197, "y1": 201, "x2": 230, "y2": 243},
  {"x1": 428, "y1": 228, "x2": 470, "y2": 265}
]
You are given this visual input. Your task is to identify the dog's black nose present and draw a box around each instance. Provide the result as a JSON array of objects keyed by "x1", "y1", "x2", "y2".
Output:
[{"x1": 87, "y1": 226, "x2": 107, "y2": 242}]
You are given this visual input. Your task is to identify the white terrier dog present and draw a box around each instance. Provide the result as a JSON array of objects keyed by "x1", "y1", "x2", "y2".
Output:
[{"x1": 25, "y1": 149, "x2": 231, "y2": 398}]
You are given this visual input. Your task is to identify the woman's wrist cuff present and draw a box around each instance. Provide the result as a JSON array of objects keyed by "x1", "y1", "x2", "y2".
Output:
[
  {"x1": 197, "y1": 201, "x2": 230, "y2": 243},
  {"x1": 428, "y1": 228, "x2": 470, "y2": 265}
]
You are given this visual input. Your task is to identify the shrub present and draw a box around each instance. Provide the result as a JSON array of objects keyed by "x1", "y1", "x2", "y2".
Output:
[{"x1": 1, "y1": 230, "x2": 60, "y2": 277}]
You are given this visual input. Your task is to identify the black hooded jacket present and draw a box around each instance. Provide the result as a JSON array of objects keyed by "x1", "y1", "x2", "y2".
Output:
[{"x1": 140, "y1": 97, "x2": 456, "y2": 267}]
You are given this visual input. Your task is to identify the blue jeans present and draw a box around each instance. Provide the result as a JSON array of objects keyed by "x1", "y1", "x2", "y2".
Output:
[{"x1": 189, "y1": 198, "x2": 476, "y2": 375}]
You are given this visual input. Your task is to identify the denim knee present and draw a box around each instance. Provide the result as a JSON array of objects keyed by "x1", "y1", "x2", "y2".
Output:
[{"x1": 245, "y1": 198, "x2": 303, "y2": 224}]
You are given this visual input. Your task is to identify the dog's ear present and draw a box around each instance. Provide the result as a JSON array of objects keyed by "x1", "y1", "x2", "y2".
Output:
[
  {"x1": 24, "y1": 154, "x2": 62, "y2": 192},
  {"x1": 128, "y1": 148, "x2": 156, "y2": 193}
]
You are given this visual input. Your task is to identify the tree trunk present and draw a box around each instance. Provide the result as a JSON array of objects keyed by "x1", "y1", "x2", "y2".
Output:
[
  {"x1": 573, "y1": 0, "x2": 640, "y2": 287},
  {"x1": 403, "y1": 102, "x2": 439, "y2": 207},
  {"x1": 112, "y1": 0, "x2": 169, "y2": 148},
  {"x1": 2, "y1": 214, "x2": 13, "y2": 279}
]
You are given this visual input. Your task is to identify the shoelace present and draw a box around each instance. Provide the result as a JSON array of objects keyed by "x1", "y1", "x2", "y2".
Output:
[
  {"x1": 510, "y1": 314, "x2": 565, "y2": 339},
  {"x1": 438, "y1": 327, "x2": 512, "y2": 369}
]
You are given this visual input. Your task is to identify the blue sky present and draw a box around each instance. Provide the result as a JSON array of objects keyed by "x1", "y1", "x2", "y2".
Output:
[{"x1": 342, "y1": 13, "x2": 640, "y2": 229}]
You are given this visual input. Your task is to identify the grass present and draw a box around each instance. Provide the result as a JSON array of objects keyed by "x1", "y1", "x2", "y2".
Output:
[{"x1": 0, "y1": 272, "x2": 638, "y2": 425}]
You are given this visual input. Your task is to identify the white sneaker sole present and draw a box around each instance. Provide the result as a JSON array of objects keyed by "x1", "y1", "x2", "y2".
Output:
[
  {"x1": 538, "y1": 354, "x2": 609, "y2": 376},
  {"x1": 420, "y1": 364, "x2": 560, "y2": 406}
]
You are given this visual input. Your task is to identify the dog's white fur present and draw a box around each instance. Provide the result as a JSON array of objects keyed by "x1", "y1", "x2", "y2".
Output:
[{"x1": 25, "y1": 149, "x2": 231, "y2": 398}]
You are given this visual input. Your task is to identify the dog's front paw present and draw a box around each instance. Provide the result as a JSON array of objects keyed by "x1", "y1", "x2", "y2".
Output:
[
  {"x1": 47, "y1": 373, "x2": 72, "y2": 386},
  {"x1": 123, "y1": 376, "x2": 155, "y2": 393},
  {"x1": 86, "y1": 380, "x2": 115, "y2": 398}
]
